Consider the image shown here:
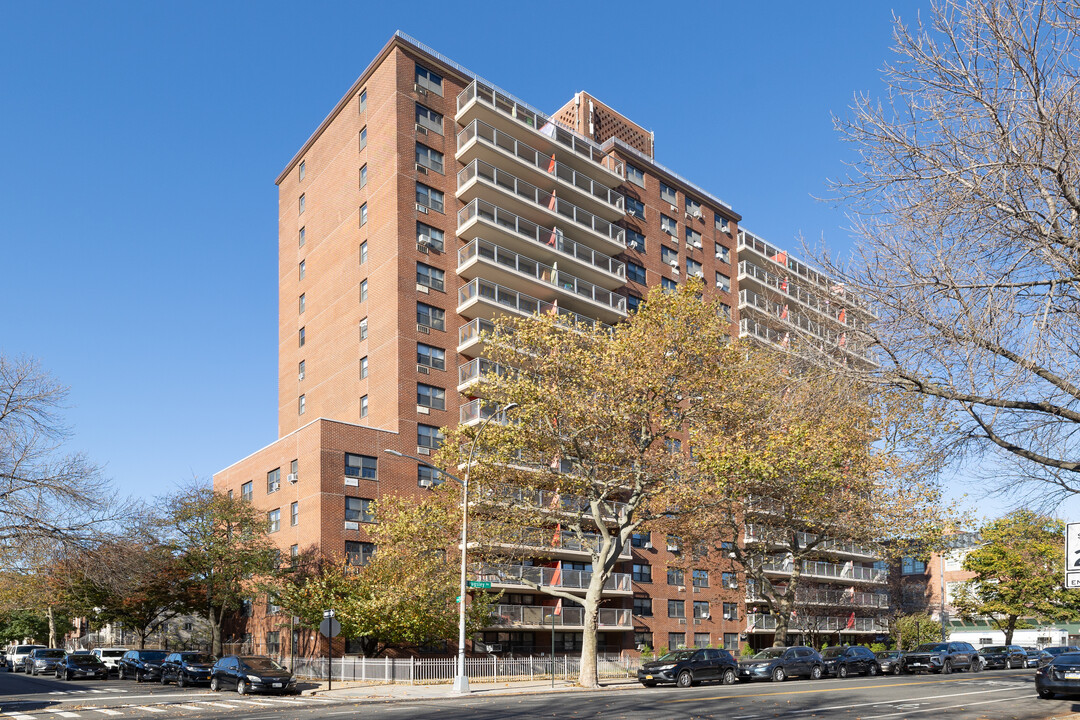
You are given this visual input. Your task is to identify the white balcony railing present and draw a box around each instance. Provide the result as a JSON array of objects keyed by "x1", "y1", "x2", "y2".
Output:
[
  {"x1": 458, "y1": 277, "x2": 614, "y2": 332},
  {"x1": 744, "y1": 524, "x2": 880, "y2": 559},
  {"x1": 492, "y1": 485, "x2": 628, "y2": 522},
  {"x1": 459, "y1": 238, "x2": 626, "y2": 315},
  {"x1": 746, "y1": 613, "x2": 888, "y2": 633},
  {"x1": 476, "y1": 564, "x2": 632, "y2": 593},
  {"x1": 485, "y1": 524, "x2": 630, "y2": 558},
  {"x1": 458, "y1": 160, "x2": 626, "y2": 247},
  {"x1": 488, "y1": 604, "x2": 632, "y2": 629},
  {"x1": 757, "y1": 558, "x2": 887, "y2": 584},
  {"x1": 746, "y1": 586, "x2": 889, "y2": 609}
]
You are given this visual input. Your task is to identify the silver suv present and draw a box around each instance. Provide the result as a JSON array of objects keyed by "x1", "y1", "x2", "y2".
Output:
[{"x1": 8, "y1": 644, "x2": 45, "y2": 672}]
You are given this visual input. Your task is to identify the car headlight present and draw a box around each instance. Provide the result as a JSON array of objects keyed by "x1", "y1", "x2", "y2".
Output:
[
  {"x1": 652, "y1": 664, "x2": 676, "y2": 671},
  {"x1": 247, "y1": 674, "x2": 262, "y2": 682}
]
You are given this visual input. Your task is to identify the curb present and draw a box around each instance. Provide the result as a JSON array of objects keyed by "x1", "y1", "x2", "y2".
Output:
[{"x1": 302, "y1": 681, "x2": 641, "y2": 703}]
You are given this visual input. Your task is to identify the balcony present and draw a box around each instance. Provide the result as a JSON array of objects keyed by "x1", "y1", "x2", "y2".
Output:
[
  {"x1": 475, "y1": 563, "x2": 633, "y2": 595},
  {"x1": 458, "y1": 317, "x2": 497, "y2": 359},
  {"x1": 487, "y1": 604, "x2": 633, "y2": 630},
  {"x1": 484, "y1": 525, "x2": 632, "y2": 561},
  {"x1": 460, "y1": 398, "x2": 515, "y2": 427},
  {"x1": 758, "y1": 558, "x2": 887, "y2": 585},
  {"x1": 456, "y1": 80, "x2": 623, "y2": 185},
  {"x1": 457, "y1": 119, "x2": 625, "y2": 220},
  {"x1": 491, "y1": 485, "x2": 628, "y2": 524},
  {"x1": 457, "y1": 160, "x2": 626, "y2": 253},
  {"x1": 457, "y1": 277, "x2": 614, "y2": 333},
  {"x1": 739, "y1": 289, "x2": 876, "y2": 365},
  {"x1": 457, "y1": 357, "x2": 512, "y2": 393},
  {"x1": 746, "y1": 586, "x2": 889, "y2": 610},
  {"x1": 745, "y1": 613, "x2": 888, "y2": 634},
  {"x1": 744, "y1": 524, "x2": 880, "y2": 559},
  {"x1": 458, "y1": 238, "x2": 626, "y2": 322},
  {"x1": 739, "y1": 316, "x2": 878, "y2": 367},
  {"x1": 457, "y1": 199, "x2": 625, "y2": 289}
]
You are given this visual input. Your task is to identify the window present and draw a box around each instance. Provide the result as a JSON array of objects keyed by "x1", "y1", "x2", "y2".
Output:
[
  {"x1": 268, "y1": 509, "x2": 281, "y2": 533},
  {"x1": 667, "y1": 567, "x2": 685, "y2": 586},
  {"x1": 634, "y1": 631, "x2": 653, "y2": 649},
  {"x1": 358, "y1": 89, "x2": 367, "y2": 113},
  {"x1": 299, "y1": 161, "x2": 305, "y2": 181},
  {"x1": 346, "y1": 541, "x2": 376, "y2": 566},
  {"x1": 417, "y1": 222, "x2": 445, "y2": 251},
  {"x1": 299, "y1": 260, "x2": 306, "y2": 280},
  {"x1": 724, "y1": 633, "x2": 739, "y2": 651},
  {"x1": 359, "y1": 203, "x2": 368, "y2": 226},
  {"x1": 299, "y1": 227, "x2": 305, "y2": 247},
  {"x1": 299, "y1": 326, "x2": 305, "y2": 347},
  {"x1": 633, "y1": 598, "x2": 653, "y2": 616},
  {"x1": 266, "y1": 631, "x2": 281, "y2": 653},
  {"x1": 360, "y1": 356, "x2": 368, "y2": 379},
  {"x1": 298, "y1": 294, "x2": 305, "y2": 314},
  {"x1": 668, "y1": 599, "x2": 686, "y2": 618},
  {"x1": 416, "y1": 183, "x2": 444, "y2": 212},
  {"x1": 685, "y1": 227, "x2": 702, "y2": 247},
  {"x1": 632, "y1": 563, "x2": 652, "y2": 582},
  {"x1": 661, "y1": 277, "x2": 678, "y2": 292},
  {"x1": 418, "y1": 464, "x2": 440, "y2": 487},
  {"x1": 290, "y1": 501, "x2": 299, "y2": 526},
  {"x1": 290, "y1": 459, "x2": 297, "y2": 478},
  {"x1": 626, "y1": 228, "x2": 645, "y2": 252},
  {"x1": 626, "y1": 164, "x2": 645, "y2": 187},
  {"x1": 715, "y1": 272, "x2": 731, "y2": 293},
  {"x1": 360, "y1": 241, "x2": 368, "y2": 265},
  {"x1": 359, "y1": 164, "x2": 367, "y2": 188},
  {"x1": 415, "y1": 64, "x2": 443, "y2": 96},
  {"x1": 417, "y1": 342, "x2": 446, "y2": 370},
  {"x1": 661, "y1": 214, "x2": 678, "y2": 236},
  {"x1": 631, "y1": 532, "x2": 650, "y2": 548},
  {"x1": 360, "y1": 279, "x2": 368, "y2": 302},
  {"x1": 715, "y1": 214, "x2": 730, "y2": 234},
  {"x1": 299, "y1": 194, "x2": 305, "y2": 214},
  {"x1": 692, "y1": 569, "x2": 709, "y2": 588},
  {"x1": 359, "y1": 395, "x2": 368, "y2": 417},
  {"x1": 722, "y1": 602, "x2": 738, "y2": 621},
  {"x1": 290, "y1": 544, "x2": 299, "y2": 560},
  {"x1": 298, "y1": 394, "x2": 306, "y2": 415},
  {"x1": 694, "y1": 633, "x2": 710, "y2": 648},
  {"x1": 715, "y1": 243, "x2": 730, "y2": 264},
  {"x1": 417, "y1": 383, "x2": 446, "y2": 410},
  {"x1": 626, "y1": 294, "x2": 642, "y2": 313},
  {"x1": 359, "y1": 126, "x2": 367, "y2": 150},
  {"x1": 417, "y1": 423, "x2": 444, "y2": 449},
  {"x1": 944, "y1": 550, "x2": 968, "y2": 572},
  {"x1": 417, "y1": 302, "x2": 445, "y2": 330},
  {"x1": 417, "y1": 262, "x2": 445, "y2": 291},
  {"x1": 661, "y1": 246, "x2": 679, "y2": 268},
  {"x1": 627, "y1": 261, "x2": 646, "y2": 284},
  {"x1": 359, "y1": 317, "x2": 368, "y2": 340},
  {"x1": 626, "y1": 197, "x2": 645, "y2": 219},
  {"x1": 721, "y1": 572, "x2": 738, "y2": 589},
  {"x1": 666, "y1": 534, "x2": 681, "y2": 552},
  {"x1": 345, "y1": 497, "x2": 375, "y2": 523},
  {"x1": 902, "y1": 557, "x2": 927, "y2": 575},
  {"x1": 669, "y1": 632, "x2": 686, "y2": 650},
  {"x1": 686, "y1": 258, "x2": 703, "y2": 278},
  {"x1": 416, "y1": 143, "x2": 444, "y2": 173},
  {"x1": 240, "y1": 481, "x2": 253, "y2": 502},
  {"x1": 344, "y1": 453, "x2": 377, "y2": 480},
  {"x1": 660, "y1": 181, "x2": 678, "y2": 205},
  {"x1": 416, "y1": 104, "x2": 443, "y2": 134},
  {"x1": 267, "y1": 468, "x2": 281, "y2": 494},
  {"x1": 719, "y1": 302, "x2": 732, "y2": 321},
  {"x1": 685, "y1": 197, "x2": 702, "y2": 217}
]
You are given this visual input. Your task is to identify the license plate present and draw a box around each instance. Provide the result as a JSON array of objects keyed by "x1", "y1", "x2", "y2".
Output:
[
  {"x1": 645, "y1": 675, "x2": 653, "y2": 680},
  {"x1": 272, "y1": 682, "x2": 283, "y2": 688},
  {"x1": 1065, "y1": 672, "x2": 1080, "y2": 680}
]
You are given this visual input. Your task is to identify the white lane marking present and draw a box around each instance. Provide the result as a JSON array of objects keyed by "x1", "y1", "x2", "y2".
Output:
[
  {"x1": 8, "y1": 714, "x2": 37, "y2": 720},
  {"x1": 201, "y1": 702, "x2": 239, "y2": 708},
  {"x1": 46, "y1": 711, "x2": 81, "y2": 718},
  {"x1": 88, "y1": 710, "x2": 122, "y2": 716},
  {"x1": 762, "y1": 684, "x2": 1028, "y2": 717},
  {"x1": 257, "y1": 698, "x2": 304, "y2": 704},
  {"x1": 230, "y1": 700, "x2": 274, "y2": 706},
  {"x1": 171, "y1": 705, "x2": 204, "y2": 711},
  {"x1": 305, "y1": 696, "x2": 335, "y2": 702},
  {"x1": 130, "y1": 706, "x2": 167, "y2": 713},
  {"x1": 863, "y1": 693, "x2": 1036, "y2": 719}
]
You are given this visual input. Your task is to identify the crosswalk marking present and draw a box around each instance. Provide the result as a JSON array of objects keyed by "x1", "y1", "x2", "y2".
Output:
[
  {"x1": 88, "y1": 710, "x2": 122, "y2": 716},
  {"x1": 45, "y1": 711, "x2": 81, "y2": 718},
  {"x1": 306, "y1": 696, "x2": 334, "y2": 702},
  {"x1": 230, "y1": 700, "x2": 273, "y2": 706},
  {"x1": 259, "y1": 697, "x2": 304, "y2": 704},
  {"x1": 201, "y1": 703, "x2": 238, "y2": 709},
  {"x1": 6, "y1": 713, "x2": 36, "y2": 720},
  {"x1": 131, "y1": 706, "x2": 166, "y2": 713},
  {"x1": 171, "y1": 705, "x2": 204, "y2": 711}
]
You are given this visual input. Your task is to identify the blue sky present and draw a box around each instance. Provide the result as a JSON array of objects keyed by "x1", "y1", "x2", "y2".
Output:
[{"x1": 3, "y1": 0, "x2": 1028, "y2": 518}]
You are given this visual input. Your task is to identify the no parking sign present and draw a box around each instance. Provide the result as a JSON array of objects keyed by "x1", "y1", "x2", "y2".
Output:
[{"x1": 1066, "y1": 523, "x2": 1080, "y2": 589}]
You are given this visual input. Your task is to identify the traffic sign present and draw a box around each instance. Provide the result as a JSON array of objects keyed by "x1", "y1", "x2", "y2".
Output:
[
  {"x1": 1066, "y1": 523, "x2": 1080, "y2": 589},
  {"x1": 319, "y1": 617, "x2": 341, "y2": 638},
  {"x1": 323, "y1": 609, "x2": 336, "y2": 618},
  {"x1": 467, "y1": 581, "x2": 492, "y2": 588}
]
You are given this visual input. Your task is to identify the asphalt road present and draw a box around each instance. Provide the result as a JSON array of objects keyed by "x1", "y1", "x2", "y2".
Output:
[{"x1": 1, "y1": 666, "x2": 1076, "y2": 719}]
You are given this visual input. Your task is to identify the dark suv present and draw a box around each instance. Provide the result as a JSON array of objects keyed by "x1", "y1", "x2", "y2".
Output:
[
  {"x1": 638, "y1": 648, "x2": 739, "y2": 688},
  {"x1": 159, "y1": 652, "x2": 217, "y2": 687},
  {"x1": 903, "y1": 642, "x2": 981, "y2": 674},
  {"x1": 980, "y1": 645, "x2": 1026, "y2": 670},
  {"x1": 821, "y1": 645, "x2": 881, "y2": 677},
  {"x1": 117, "y1": 649, "x2": 169, "y2": 682},
  {"x1": 210, "y1": 655, "x2": 297, "y2": 695},
  {"x1": 738, "y1": 646, "x2": 824, "y2": 682}
]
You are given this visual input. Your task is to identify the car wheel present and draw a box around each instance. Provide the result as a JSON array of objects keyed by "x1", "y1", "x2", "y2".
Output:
[
  {"x1": 177, "y1": 673, "x2": 187, "y2": 688},
  {"x1": 1005, "y1": 658, "x2": 1012, "y2": 670},
  {"x1": 1038, "y1": 688, "x2": 1056, "y2": 699},
  {"x1": 971, "y1": 659, "x2": 982, "y2": 673},
  {"x1": 722, "y1": 668, "x2": 736, "y2": 685},
  {"x1": 838, "y1": 665, "x2": 848, "y2": 678},
  {"x1": 237, "y1": 679, "x2": 250, "y2": 695},
  {"x1": 160, "y1": 672, "x2": 169, "y2": 685},
  {"x1": 810, "y1": 665, "x2": 823, "y2": 680},
  {"x1": 676, "y1": 671, "x2": 693, "y2": 689},
  {"x1": 210, "y1": 676, "x2": 220, "y2": 692},
  {"x1": 941, "y1": 660, "x2": 952, "y2": 674},
  {"x1": 135, "y1": 670, "x2": 143, "y2": 683},
  {"x1": 868, "y1": 663, "x2": 879, "y2": 676},
  {"x1": 31, "y1": 666, "x2": 37, "y2": 676},
  {"x1": 66, "y1": 669, "x2": 73, "y2": 681},
  {"x1": 118, "y1": 666, "x2": 126, "y2": 680},
  {"x1": 893, "y1": 663, "x2": 902, "y2": 675},
  {"x1": 772, "y1": 666, "x2": 786, "y2": 682}
]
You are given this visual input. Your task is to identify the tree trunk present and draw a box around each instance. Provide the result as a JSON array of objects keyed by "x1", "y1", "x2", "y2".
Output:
[
  {"x1": 576, "y1": 580, "x2": 603, "y2": 688},
  {"x1": 209, "y1": 608, "x2": 223, "y2": 657},
  {"x1": 1003, "y1": 616, "x2": 1017, "y2": 646},
  {"x1": 47, "y1": 606, "x2": 56, "y2": 648}
]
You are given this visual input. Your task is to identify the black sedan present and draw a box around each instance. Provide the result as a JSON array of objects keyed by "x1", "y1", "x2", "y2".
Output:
[
  {"x1": 821, "y1": 646, "x2": 880, "y2": 678},
  {"x1": 1024, "y1": 647, "x2": 1052, "y2": 668},
  {"x1": 979, "y1": 645, "x2": 1027, "y2": 670},
  {"x1": 1036, "y1": 651, "x2": 1080, "y2": 698},
  {"x1": 55, "y1": 653, "x2": 109, "y2": 680},
  {"x1": 117, "y1": 649, "x2": 169, "y2": 682},
  {"x1": 738, "y1": 646, "x2": 824, "y2": 682},
  {"x1": 160, "y1": 652, "x2": 217, "y2": 687},
  {"x1": 210, "y1": 655, "x2": 297, "y2": 695},
  {"x1": 875, "y1": 651, "x2": 905, "y2": 675},
  {"x1": 638, "y1": 648, "x2": 738, "y2": 688}
]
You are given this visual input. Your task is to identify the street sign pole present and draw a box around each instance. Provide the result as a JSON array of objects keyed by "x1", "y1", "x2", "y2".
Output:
[
  {"x1": 1066, "y1": 523, "x2": 1080, "y2": 589},
  {"x1": 321, "y1": 609, "x2": 340, "y2": 691}
]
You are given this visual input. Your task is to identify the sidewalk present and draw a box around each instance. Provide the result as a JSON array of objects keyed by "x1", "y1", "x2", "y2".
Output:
[{"x1": 301, "y1": 676, "x2": 641, "y2": 703}]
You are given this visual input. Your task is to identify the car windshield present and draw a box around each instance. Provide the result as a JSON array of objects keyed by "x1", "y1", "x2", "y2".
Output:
[
  {"x1": 876, "y1": 651, "x2": 899, "y2": 659},
  {"x1": 140, "y1": 651, "x2": 168, "y2": 661},
  {"x1": 99, "y1": 650, "x2": 126, "y2": 658},
  {"x1": 821, "y1": 647, "x2": 845, "y2": 658},
  {"x1": 16, "y1": 646, "x2": 43, "y2": 653},
  {"x1": 982, "y1": 646, "x2": 1007, "y2": 652},
  {"x1": 39, "y1": 650, "x2": 65, "y2": 658},
  {"x1": 1054, "y1": 653, "x2": 1080, "y2": 664},
  {"x1": 70, "y1": 655, "x2": 103, "y2": 666},
  {"x1": 241, "y1": 657, "x2": 286, "y2": 672},
  {"x1": 751, "y1": 648, "x2": 786, "y2": 659},
  {"x1": 181, "y1": 654, "x2": 215, "y2": 664},
  {"x1": 655, "y1": 651, "x2": 695, "y2": 662},
  {"x1": 914, "y1": 643, "x2": 948, "y2": 652},
  {"x1": 1047, "y1": 647, "x2": 1074, "y2": 655}
]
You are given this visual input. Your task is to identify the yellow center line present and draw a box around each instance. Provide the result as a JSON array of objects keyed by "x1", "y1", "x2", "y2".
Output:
[{"x1": 660, "y1": 676, "x2": 981, "y2": 704}]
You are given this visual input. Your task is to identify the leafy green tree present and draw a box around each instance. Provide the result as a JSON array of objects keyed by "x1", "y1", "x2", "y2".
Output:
[
  {"x1": 952, "y1": 510, "x2": 1075, "y2": 644},
  {"x1": 894, "y1": 614, "x2": 947, "y2": 651},
  {"x1": 0, "y1": 608, "x2": 52, "y2": 645}
]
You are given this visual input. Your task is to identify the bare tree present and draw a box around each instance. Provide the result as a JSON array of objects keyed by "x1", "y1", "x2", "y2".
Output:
[{"x1": 824, "y1": 0, "x2": 1080, "y2": 506}]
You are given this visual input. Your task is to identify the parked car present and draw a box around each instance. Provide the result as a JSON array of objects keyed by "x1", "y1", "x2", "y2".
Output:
[
  {"x1": 903, "y1": 642, "x2": 981, "y2": 674},
  {"x1": 820, "y1": 646, "x2": 880, "y2": 678},
  {"x1": 1036, "y1": 650, "x2": 1080, "y2": 698},
  {"x1": 8, "y1": 644, "x2": 45, "y2": 672},
  {"x1": 25, "y1": 648, "x2": 66, "y2": 675},
  {"x1": 117, "y1": 649, "x2": 169, "y2": 682},
  {"x1": 1024, "y1": 647, "x2": 1053, "y2": 668},
  {"x1": 91, "y1": 647, "x2": 128, "y2": 674},
  {"x1": 1043, "y1": 646, "x2": 1080, "y2": 660},
  {"x1": 738, "y1": 646, "x2": 824, "y2": 682},
  {"x1": 979, "y1": 645, "x2": 1027, "y2": 670},
  {"x1": 159, "y1": 652, "x2": 217, "y2": 687},
  {"x1": 210, "y1": 655, "x2": 297, "y2": 695},
  {"x1": 875, "y1": 650, "x2": 905, "y2": 675},
  {"x1": 638, "y1": 648, "x2": 739, "y2": 688},
  {"x1": 54, "y1": 653, "x2": 109, "y2": 681}
]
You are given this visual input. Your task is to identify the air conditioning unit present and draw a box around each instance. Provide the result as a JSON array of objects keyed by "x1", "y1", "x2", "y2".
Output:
[
  {"x1": 643, "y1": 540, "x2": 653, "y2": 549},
  {"x1": 693, "y1": 241, "x2": 702, "y2": 248},
  {"x1": 702, "y1": 612, "x2": 710, "y2": 619},
  {"x1": 417, "y1": 324, "x2": 431, "y2": 334},
  {"x1": 413, "y1": 82, "x2": 428, "y2": 95},
  {"x1": 669, "y1": 204, "x2": 677, "y2": 212},
  {"x1": 715, "y1": 251, "x2": 724, "y2": 259},
  {"x1": 287, "y1": 473, "x2": 298, "y2": 484},
  {"x1": 665, "y1": 226, "x2": 677, "y2": 236},
  {"x1": 485, "y1": 643, "x2": 502, "y2": 653},
  {"x1": 268, "y1": 481, "x2": 280, "y2": 493},
  {"x1": 418, "y1": 234, "x2": 432, "y2": 247},
  {"x1": 298, "y1": 372, "x2": 304, "y2": 381},
  {"x1": 668, "y1": 259, "x2": 679, "y2": 268},
  {"x1": 419, "y1": 477, "x2": 434, "y2": 489},
  {"x1": 693, "y1": 270, "x2": 704, "y2": 279},
  {"x1": 415, "y1": 123, "x2": 428, "y2": 135},
  {"x1": 417, "y1": 364, "x2": 430, "y2": 375},
  {"x1": 416, "y1": 203, "x2": 429, "y2": 214},
  {"x1": 692, "y1": 208, "x2": 703, "y2": 219},
  {"x1": 693, "y1": 586, "x2": 701, "y2": 593},
  {"x1": 716, "y1": 281, "x2": 725, "y2": 288},
  {"x1": 677, "y1": 585, "x2": 686, "y2": 592},
  {"x1": 677, "y1": 618, "x2": 687, "y2": 625},
  {"x1": 415, "y1": 163, "x2": 428, "y2": 174}
]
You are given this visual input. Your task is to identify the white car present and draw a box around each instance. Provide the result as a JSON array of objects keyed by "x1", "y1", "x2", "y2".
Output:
[
  {"x1": 91, "y1": 648, "x2": 128, "y2": 673},
  {"x1": 8, "y1": 644, "x2": 45, "y2": 672}
]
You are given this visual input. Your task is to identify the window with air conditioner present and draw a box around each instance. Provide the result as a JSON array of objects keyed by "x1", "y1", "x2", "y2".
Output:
[
  {"x1": 715, "y1": 272, "x2": 731, "y2": 293},
  {"x1": 416, "y1": 183, "x2": 444, "y2": 212},
  {"x1": 344, "y1": 453, "x2": 377, "y2": 480},
  {"x1": 661, "y1": 246, "x2": 679, "y2": 267},
  {"x1": 417, "y1": 342, "x2": 446, "y2": 371},
  {"x1": 415, "y1": 143, "x2": 444, "y2": 174},
  {"x1": 417, "y1": 222, "x2": 445, "y2": 251},
  {"x1": 660, "y1": 181, "x2": 677, "y2": 205},
  {"x1": 626, "y1": 228, "x2": 646, "y2": 252},
  {"x1": 417, "y1": 262, "x2": 445, "y2": 292},
  {"x1": 345, "y1": 498, "x2": 375, "y2": 524},
  {"x1": 715, "y1": 243, "x2": 730, "y2": 264},
  {"x1": 685, "y1": 198, "x2": 702, "y2": 217},
  {"x1": 415, "y1": 103, "x2": 444, "y2": 135},
  {"x1": 686, "y1": 258, "x2": 703, "y2": 277},
  {"x1": 266, "y1": 468, "x2": 281, "y2": 494},
  {"x1": 626, "y1": 197, "x2": 645, "y2": 219},
  {"x1": 693, "y1": 601, "x2": 710, "y2": 619},
  {"x1": 626, "y1": 164, "x2": 645, "y2": 188},
  {"x1": 415, "y1": 64, "x2": 444, "y2": 96},
  {"x1": 660, "y1": 214, "x2": 678, "y2": 235},
  {"x1": 668, "y1": 599, "x2": 686, "y2": 618}
]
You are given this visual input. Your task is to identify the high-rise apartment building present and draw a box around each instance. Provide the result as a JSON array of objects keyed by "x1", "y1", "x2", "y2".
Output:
[{"x1": 214, "y1": 31, "x2": 886, "y2": 658}]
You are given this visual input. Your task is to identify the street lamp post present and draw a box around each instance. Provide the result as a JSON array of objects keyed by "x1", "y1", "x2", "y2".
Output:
[{"x1": 384, "y1": 400, "x2": 517, "y2": 695}]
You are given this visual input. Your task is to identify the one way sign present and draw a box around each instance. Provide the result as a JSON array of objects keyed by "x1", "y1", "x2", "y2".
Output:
[{"x1": 1066, "y1": 523, "x2": 1080, "y2": 589}]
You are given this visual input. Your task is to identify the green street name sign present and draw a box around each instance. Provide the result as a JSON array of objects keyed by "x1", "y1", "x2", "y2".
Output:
[{"x1": 467, "y1": 581, "x2": 492, "y2": 588}]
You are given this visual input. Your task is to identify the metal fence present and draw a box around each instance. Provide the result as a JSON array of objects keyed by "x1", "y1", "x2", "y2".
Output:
[{"x1": 288, "y1": 653, "x2": 638, "y2": 684}]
